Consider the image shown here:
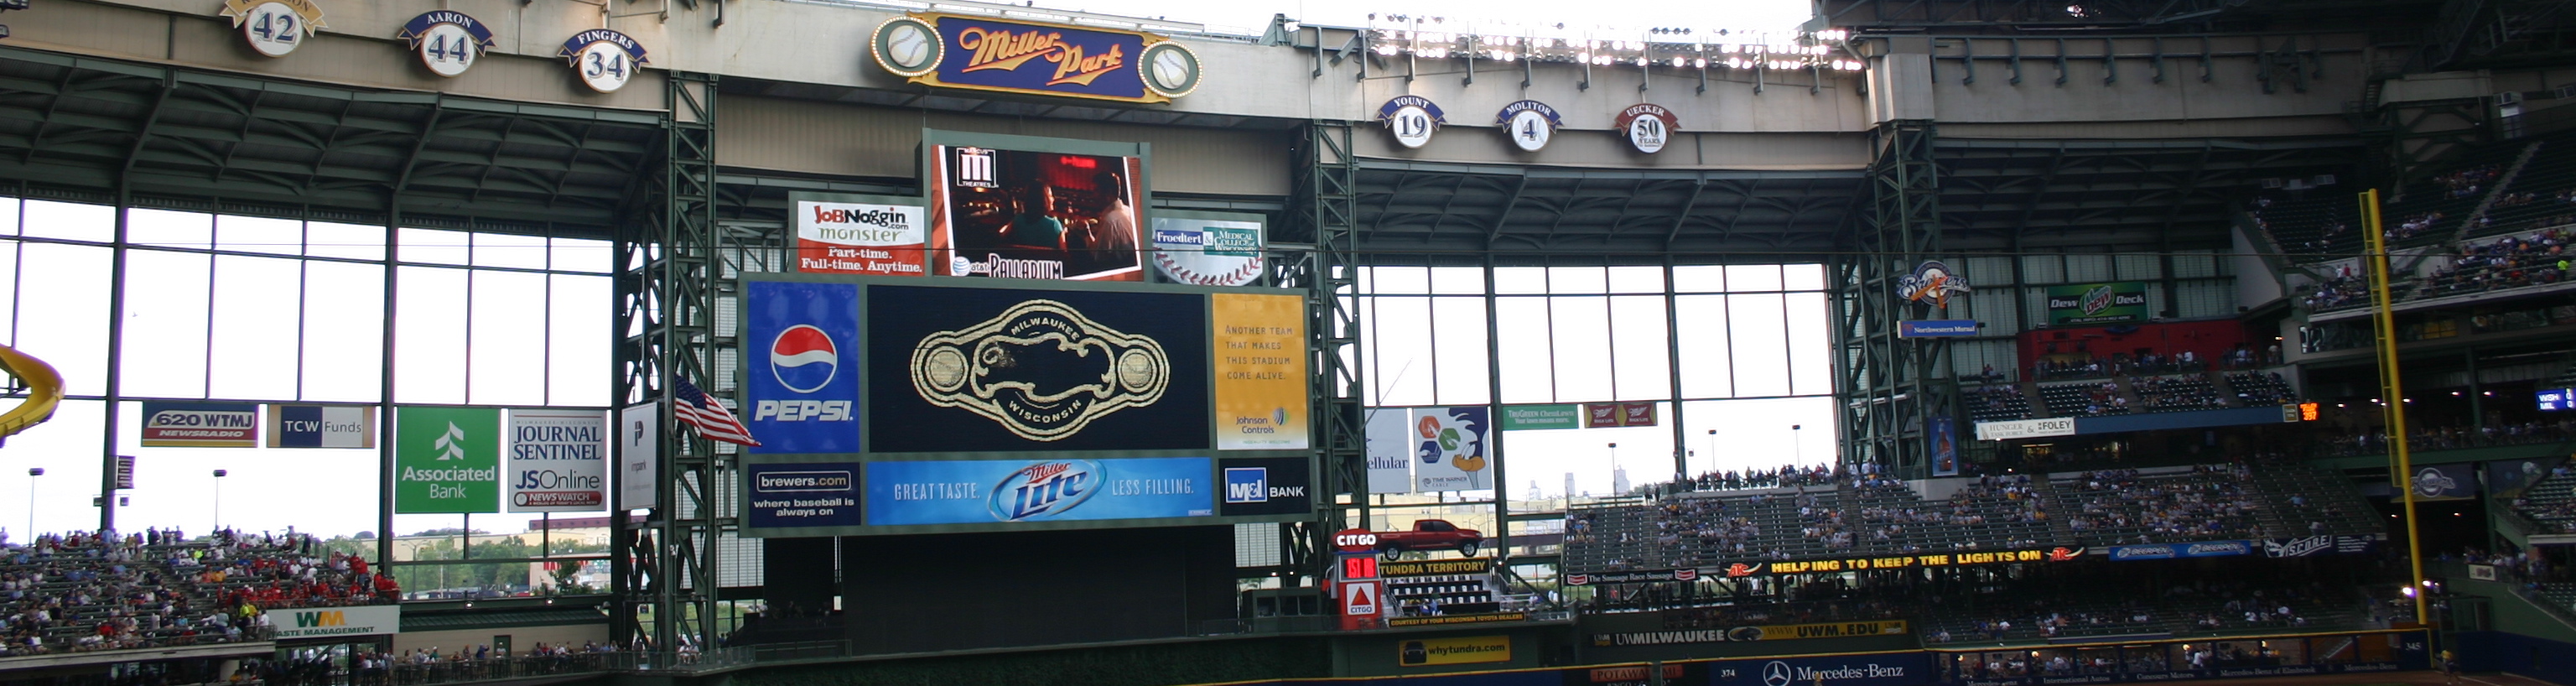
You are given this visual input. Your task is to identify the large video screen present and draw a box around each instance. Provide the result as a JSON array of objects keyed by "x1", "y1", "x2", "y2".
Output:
[
  {"x1": 866, "y1": 283, "x2": 1209, "y2": 452},
  {"x1": 928, "y1": 144, "x2": 1146, "y2": 281}
]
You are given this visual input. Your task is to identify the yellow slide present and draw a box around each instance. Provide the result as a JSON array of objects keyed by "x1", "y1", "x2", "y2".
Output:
[{"x1": 0, "y1": 344, "x2": 61, "y2": 442}]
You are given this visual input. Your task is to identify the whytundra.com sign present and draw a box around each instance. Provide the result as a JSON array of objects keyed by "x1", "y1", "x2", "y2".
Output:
[{"x1": 264, "y1": 605, "x2": 400, "y2": 638}]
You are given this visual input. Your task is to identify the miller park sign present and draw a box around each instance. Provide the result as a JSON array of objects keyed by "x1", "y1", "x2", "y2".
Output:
[{"x1": 870, "y1": 13, "x2": 1202, "y2": 104}]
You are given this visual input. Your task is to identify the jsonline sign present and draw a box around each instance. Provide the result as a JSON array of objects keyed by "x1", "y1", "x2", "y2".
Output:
[{"x1": 506, "y1": 409, "x2": 606, "y2": 512}]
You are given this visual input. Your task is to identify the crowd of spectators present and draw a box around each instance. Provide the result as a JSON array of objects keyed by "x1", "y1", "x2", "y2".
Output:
[
  {"x1": 2418, "y1": 227, "x2": 2573, "y2": 297},
  {"x1": 2384, "y1": 211, "x2": 2448, "y2": 242},
  {"x1": 2036, "y1": 351, "x2": 2212, "y2": 381},
  {"x1": 0, "y1": 527, "x2": 394, "y2": 659},
  {"x1": 2132, "y1": 376, "x2": 2225, "y2": 412},
  {"x1": 1680, "y1": 464, "x2": 1839, "y2": 492},
  {"x1": 2318, "y1": 419, "x2": 2576, "y2": 457},
  {"x1": 2302, "y1": 272, "x2": 2372, "y2": 310},
  {"x1": 2435, "y1": 164, "x2": 2503, "y2": 200},
  {"x1": 2061, "y1": 465, "x2": 2266, "y2": 543},
  {"x1": 2228, "y1": 372, "x2": 2293, "y2": 405}
]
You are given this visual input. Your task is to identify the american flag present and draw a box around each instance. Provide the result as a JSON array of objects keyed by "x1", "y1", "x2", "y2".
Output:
[{"x1": 673, "y1": 378, "x2": 761, "y2": 447}]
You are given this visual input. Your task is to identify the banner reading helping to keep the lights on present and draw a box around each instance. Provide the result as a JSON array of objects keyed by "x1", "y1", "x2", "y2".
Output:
[
  {"x1": 394, "y1": 407, "x2": 501, "y2": 514},
  {"x1": 1210, "y1": 293, "x2": 1308, "y2": 450},
  {"x1": 506, "y1": 409, "x2": 607, "y2": 513}
]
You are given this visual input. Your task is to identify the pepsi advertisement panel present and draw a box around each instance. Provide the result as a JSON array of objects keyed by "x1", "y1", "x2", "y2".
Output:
[
  {"x1": 865, "y1": 457, "x2": 1213, "y2": 526},
  {"x1": 1218, "y1": 456, "x2": 1311, "y2": 517},
  {"x1": 866, "y1": 283, "x2": 1209, "y2": 453},
  {"x1": 743, "y1": 281, "x2": 862, "y2": 454},
  {"x1": 744, "y1": 461, "x2": 865, "y2": 532}
]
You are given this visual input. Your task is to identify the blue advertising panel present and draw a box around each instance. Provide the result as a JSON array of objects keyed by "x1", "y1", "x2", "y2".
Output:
[
  {"x1": 865, "y1": 457, "x2": 1213, "y2": 525},
  {"x1": 2407, "y1": 463, "x2": 2478, "y2": 501},
  {"x1": 928, "y1": 15, "x2": 1151, "y2": 101},
  {"x1": 742, "y1": 281, "x2": 862, "y2": 455},
  {"x1": 744, "y1": 461, "x2": 865, "y2": 531},
  {"x1": 865, "y1": 283, "x2": 1210, "y2": 453},
  {"x1": 1896, "y1": 320, "x2": 1978, "y2": 337},
  {"x1": 2108, "y1": 539, "x2": 2254, "y2": 561},
  {"x1": 1929, "y1": 416, "x2": 1959, "y2": 476},
  {"x1": 2538, "y1": 387, "x2": 2574, "y2": 411}
]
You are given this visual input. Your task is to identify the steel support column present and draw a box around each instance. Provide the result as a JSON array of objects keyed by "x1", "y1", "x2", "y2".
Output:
[
  {"x1": 1287, "y1": 121, "x2": 1362, "y2": 582},
  {"x1": 1836, "y1": 120, "x2": 1956, "y2": 477}
]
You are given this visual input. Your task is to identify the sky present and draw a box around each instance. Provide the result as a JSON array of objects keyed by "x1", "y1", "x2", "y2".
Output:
[{"x1": 0, "y1": 0, "x2": 1834, "y2": 543}]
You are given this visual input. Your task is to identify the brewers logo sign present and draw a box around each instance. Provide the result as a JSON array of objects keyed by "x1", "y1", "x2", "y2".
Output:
[
  {"x1": 868, "y1": 283, "x2": 1210, "y2": 453},
  {"x1": 870, "y1": 13, "x2": 1200, "y2": 103}
]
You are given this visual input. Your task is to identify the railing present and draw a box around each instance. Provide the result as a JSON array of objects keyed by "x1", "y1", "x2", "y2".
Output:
[{"x1": 378, "y1": 654, "x2": 613, "y2": 685}]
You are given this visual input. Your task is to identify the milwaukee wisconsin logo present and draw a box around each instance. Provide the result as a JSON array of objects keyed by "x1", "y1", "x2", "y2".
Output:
[
  {"x1": 911, "y1": 300, "x2": 1170, "y2": 440},
  {"x1": 956, "y1": 26, "x2": 1124, "y2": 86}
]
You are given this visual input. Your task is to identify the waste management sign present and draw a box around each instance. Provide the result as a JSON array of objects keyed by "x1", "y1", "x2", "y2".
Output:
[{"x1": 265, "y1": 605, "x2": 401, "y2": 638}]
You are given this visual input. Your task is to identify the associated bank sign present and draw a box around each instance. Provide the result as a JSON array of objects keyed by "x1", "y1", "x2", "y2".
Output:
[{"x1": 266, "y1": 605, "x2": 400, "y2": 639}]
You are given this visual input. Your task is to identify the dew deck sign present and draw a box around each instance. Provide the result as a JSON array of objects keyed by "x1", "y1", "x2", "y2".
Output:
[
  {"x1": 506, "y1": 409, "x2": 606, "y2": 512},
  {"x1": 141, "y1": 402, "x2": 259, "y2": 447},
  {"x1": 744, "y1": 461, "x2": 865, "y2": 533},
  {"x1": 394, "y1": 407, "x2": 501, "y2": 514},
  {"x1": 880, "y1": 13, "x2": 1198, "y2": 103},
  {"x1": 862, "y1": 457, "x2": 1212, "y2": 527},
  {"x1": 792, "y1": 194, "x2": 928, "y2": 276},
  {"x1": 866, "y1": 283, "x2": 1208, "y2": 453},
  {"x1": 2047, "y1": 282, "x2": 2148, "y2": 325}
]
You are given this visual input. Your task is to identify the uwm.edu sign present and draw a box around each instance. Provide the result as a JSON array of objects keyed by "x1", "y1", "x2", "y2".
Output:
[{"x1": 263, "y1": 605, "x2": 401, "y2": 639}]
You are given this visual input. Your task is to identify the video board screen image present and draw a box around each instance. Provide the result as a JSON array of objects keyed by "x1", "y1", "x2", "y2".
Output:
[
  {"x1": 931, "y1": 144, "x2": 1145, "y2": 282},
  {"x1": 865, "y1": 283, "x2": 1210, "y2": 453}
]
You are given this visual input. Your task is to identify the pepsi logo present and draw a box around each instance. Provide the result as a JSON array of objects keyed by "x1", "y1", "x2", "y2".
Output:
[{"x1": 770, "y1": 325, "x2": 840, "y2": 394}]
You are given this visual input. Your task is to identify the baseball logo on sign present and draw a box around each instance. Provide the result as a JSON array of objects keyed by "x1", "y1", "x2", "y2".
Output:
[
  {"x1": 397, "y1": 11, "x2": 494, "y2": 78},
  {"x1": 558, "y1": 29, "x2": 652, "y2": 93},
  {"x1": 1375, "y1": 96, "x2": 1446, "y2": 149},
  {"x1": 1149, "y1": 216, "x2": 1265, "y2": 286},
  {"x1": 1615, "y1": 103, "x2": 1679, "y2": 154},
  {"x1": 221, "y1": 0, "x2": 327, "y2": 58}
]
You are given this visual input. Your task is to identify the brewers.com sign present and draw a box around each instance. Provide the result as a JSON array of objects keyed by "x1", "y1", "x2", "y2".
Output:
[{"x1": 264, "y1": 605, "x2": 401, "y2": 639}]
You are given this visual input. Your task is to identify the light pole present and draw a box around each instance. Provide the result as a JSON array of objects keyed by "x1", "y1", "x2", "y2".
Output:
[
  {"x1": 24, "y1": 468, "x2": 40, "y2": 540},
  {"x1": 1790, "y1": 424, "x2": 1805, "y2": 464},
  {"x1": 210, "y1": 470, "x2": 227, "y2": 532},
  {"x1": 1704, "y1": 429, "x2": 1717, "y2": 476}
]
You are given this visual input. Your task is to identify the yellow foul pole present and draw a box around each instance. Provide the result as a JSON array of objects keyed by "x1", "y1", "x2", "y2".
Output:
[{"x1": 2359, "y1": 188, "x2": 2428, "y2": 626}]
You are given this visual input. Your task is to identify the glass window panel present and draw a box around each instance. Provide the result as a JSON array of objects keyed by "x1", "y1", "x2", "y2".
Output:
[
  {"x1": 1545, "y1": 267, "x2": 1605, "y2": 294},
  {"x1": 1675, "y1": 295, "x2": 1734, "y2": 398},
  {"x1": 307, "y1": 221, "x2": 386, "y2": 261},
  {"x1": 1493, "y1": 267, "x2": 1548, "y2": 294},
  {"x1": 1548, "y1": 296, "x2": 1612, "y2": 401},
  {"x1": 1368, "y1": 266, "x2": 1428, "y2": 294},
  {"x1": 22, "y1": 200, "x2": 112, "y2": 242},
  {"x1": 207, "y1": 256, "x2": 302, "y2": 400},
  {"x1": 1681, "y1": 397, "x2": 1835, "y2": 476},
  {"x1": 0, "y1": 241, "x2": 18, "y2": 342},
  {"x1": 115, "y1": 401, "x2": 380, "y2": 536},
  {"x1": 7, "y1": 400, "x2": 102, "y2": 533},
  {"x1": 118, "y1": 251, "x2": 212, "y2": 399},
  {"x1": 474, "y1": 231, "x2": 550, "y2": 270},
  {"x1": 1671, "y1": 265, "x2": 1726, "y2": 293},
  {"x1": 0, "y1": 197, "x2": 18, "y2": 236},
  {"x1": 18, "y1": 243, "x2": 110, "y2": 395},
  {"x1": 1724, "y1": 264, "x2": 1783, "y2": 291},
  {"x1": 549, "y1": 274, "x2": 612, "y2": 407},
  {"x1": 395, "y1": 267, "x2": 468, "y2": 403},
  {"x1": 303, "y1": 261, "x2": 383, "y2": 402},
  {"x1": 399, "y1": 228, "x2": 472, "y2": 266},
  {"x1": 1785, "y1": 292, "x2": 1832, "y2": 396},
  {"x1": 1367, "y1": 296, "x2": 1434, "y2": 406},
  {"x1": 553, "y1": 237, "x2": 614, "y2": 273},
  {"x1": 1493, "y1": 298, "x2": 1554, "y2": 403},
  {"x1": 217, "y1": 216, "x2": 304, "y2": 257},
  {"x1": 1428, "y1": 267, "x2": 1483, "y2": 294},
  {"x1": 1606, "y1": 266, "x2": 1664, "y2": 294},
  {"x1": 1430, "y1": 297, "x2": 1489, "y2": 405},
  {"x1": 1783, "y1": 264, "x2": 1827, "y2": 291},
  {"x1": 1609, "y1": 296, "x2": 1670, "y2": 401},
  {"x1": 468, "y1": 270, "x2": 549, "y2": 406},
  {"x1": 1727, "y1": 294, "x2": 1791, "y2": 397},
  {"x1": 127, "y1": 209, "x2": 213, "y2": 249}
]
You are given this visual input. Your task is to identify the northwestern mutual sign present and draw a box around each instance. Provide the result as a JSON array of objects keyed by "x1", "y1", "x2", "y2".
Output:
[{"x1": 1897, "y1": 320, "x2": 1978, "y2": 338}]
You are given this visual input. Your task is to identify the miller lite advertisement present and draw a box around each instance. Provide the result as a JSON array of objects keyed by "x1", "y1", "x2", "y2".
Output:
[
  {"x1": 927, "y1": 140, "x2": 1146, "y2": 282},
  {"x1": 792, "y1": 194, "x2": 927, "y2": 276},
  {"x1": 863, "y1": 457, "x2": 1213, "y2": 526},
  {"x1": 742, "y1": 280, "x2": 862, "y2": 454}
]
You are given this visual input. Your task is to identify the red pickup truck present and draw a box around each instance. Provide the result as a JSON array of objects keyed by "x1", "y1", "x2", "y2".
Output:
[{"x1": 1376, "y1": 519, "x2": 1483, "y2": 558}]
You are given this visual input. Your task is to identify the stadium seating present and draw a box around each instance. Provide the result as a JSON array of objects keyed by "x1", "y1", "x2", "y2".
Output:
[
  {"x1": 2509, "y1": 465, "x2": 2576, "y2": 534},
  {"x1": 2038, "y1": 382, "x2": 2122, "y2": 416},
  {"x1": 1966, "y1": 385, "x2": 2033, "y2": 423},
  {"x1": 2225, "y1": 372, "x2": 2296, "y2": 405},
  {"x1": 2051, "y1": 465, "x2": 2266, "y2": 546},
  {"x1": 2472, "y1": 133, "x2": 2576, "y2": 239},
  {"x1": 2255, "y1": 195, "x2": 2360, "y2": 259},
  {"x1": 2130, "y1": 375, "x2": 2225, "y2": 413},
  {"x1": 0, "y1": 530, "x2": 392, "y2": 658}
]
